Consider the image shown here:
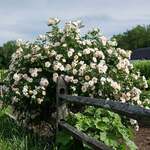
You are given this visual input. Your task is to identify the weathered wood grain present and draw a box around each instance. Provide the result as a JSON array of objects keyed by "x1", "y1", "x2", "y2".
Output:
[{"x1": 59, "y1": 94, "x2": 150, "y2": 126}]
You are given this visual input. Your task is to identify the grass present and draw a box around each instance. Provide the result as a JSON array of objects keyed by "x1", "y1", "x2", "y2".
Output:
[
  {"x1": 132, "y1": 60, "x2": 150, "y2": 79},
  {"x1": 0, "y1": 108, "x2": 52, "y2": 150}
]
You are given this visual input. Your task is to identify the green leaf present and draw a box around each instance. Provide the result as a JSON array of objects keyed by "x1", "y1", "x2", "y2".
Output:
[
  {"x1": 102, "y1": 117, "x2": 109, "y2": 123},
  {"x1": 56, "y1": 131, "x2": 72, "y2": 146},
  {"x1": 95, "y1": 121, "x2": 108, "y2": 131},
  {"x1": 100, "y1": 132, "x2": 107, "y2": 142}
]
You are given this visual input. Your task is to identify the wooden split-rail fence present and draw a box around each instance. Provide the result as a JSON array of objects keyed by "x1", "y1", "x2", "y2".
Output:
[
  {"x1": 56, "y1": 76, "x2": 150, "y2": 150},
  {"x1": 0, "y1": 76, "x2": 150, "y2": 150}
]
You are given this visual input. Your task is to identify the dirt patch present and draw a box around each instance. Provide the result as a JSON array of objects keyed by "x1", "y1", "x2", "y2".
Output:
[{"x1": 134, "y1": 127, "x2": 150, "y2": 150}]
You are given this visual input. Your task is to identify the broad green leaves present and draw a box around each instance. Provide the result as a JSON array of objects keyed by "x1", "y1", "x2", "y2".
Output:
[{"x1": 67, "y1": 106, "x2": 137, "y2": 150}]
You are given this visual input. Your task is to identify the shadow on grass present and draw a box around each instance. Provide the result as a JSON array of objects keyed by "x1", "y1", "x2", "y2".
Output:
[{"x1": 0, "y1": 109, "x2": 52, "y2": 150}]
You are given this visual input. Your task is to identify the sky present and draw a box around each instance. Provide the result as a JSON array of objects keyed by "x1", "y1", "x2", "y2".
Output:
[{"x1": 0, "y1": 0, "x2": 150, "y2": 45}]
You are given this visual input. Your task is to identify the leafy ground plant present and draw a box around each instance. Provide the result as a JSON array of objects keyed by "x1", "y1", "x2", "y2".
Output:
[{"x1": 56, "y1": 107, "x2": 137, "y2": 150}]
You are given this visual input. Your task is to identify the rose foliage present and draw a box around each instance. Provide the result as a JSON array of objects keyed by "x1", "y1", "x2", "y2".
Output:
[{"x1": 3, "y1": 18, "x2": 149, "y2": 149}]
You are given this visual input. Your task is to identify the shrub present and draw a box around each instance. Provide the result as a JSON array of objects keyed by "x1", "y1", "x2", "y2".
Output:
[
  {"x1": 4, "y1": 18, "x2": 149, "y2": 149},
  {"x1": 133, "y1": 60, "x2": 150, "y2": 79}
]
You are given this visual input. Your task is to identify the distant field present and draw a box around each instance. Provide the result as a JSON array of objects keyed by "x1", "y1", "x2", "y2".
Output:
[{"x1": 132, "y1": 60, "x2": 150, "y2": 79}]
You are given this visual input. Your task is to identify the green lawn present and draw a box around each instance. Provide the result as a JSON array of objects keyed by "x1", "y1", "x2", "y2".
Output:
[{"x1": 0, "y1": 108, "x2": 51, "y2": 150}]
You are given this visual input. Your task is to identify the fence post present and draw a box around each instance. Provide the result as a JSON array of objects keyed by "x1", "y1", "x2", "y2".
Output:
[
  {"x1": 56, "y1": 76, "x2": 68, "y2": 145},
  {"x1": 56, "y1": 76, "x2": 83, "y2": 149},
  {"x1": 56, "y1": 76, "x2": 68, "y2": 122}
]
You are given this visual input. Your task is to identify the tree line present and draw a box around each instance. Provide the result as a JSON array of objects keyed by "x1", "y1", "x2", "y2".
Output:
[
  {"x1": 112, "y1": 25, "x2": 150, "y2": 50},
  {"x1": 0, "y1": 41, "x2": 17, "y2": 69}
]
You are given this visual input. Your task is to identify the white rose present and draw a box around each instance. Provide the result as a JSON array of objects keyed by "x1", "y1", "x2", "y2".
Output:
[
  {"x1": 73, "y1": 79, "x2": 78, "y2": 84},
  {"x1": 71, "y1": 62, "x2": 77, "y2": 67},
  {"x1": 53, "y1": 42, "x2": 60, "y2": 47},
  {"x1": 110, "y1": 81, "x2": 121, "y2": 91},
  {"x1": 42, "y1": 91, "x2": 46, "y2": 96},
  {"x1": 69, "y1": 48, "x2": 75, "y2": 53},
  {"x1": 53, "y1": 64, "x2": 59, "y2": 71},
  {"x1": 33, "y1": 90, "x2": 38, "y2": 95},
  {"x1": 71, "y1": 86, "x2": 76, "y2": 91},
  {"x1": 90, "y1": 63, "x2": 96, "y2": 69},
  {"x1": 45, "y1": 61, "x2": 51, "y2": 68},
  {"x1": 13, "y1": 73, "x2": 21, "y2": 82},
  {"x1": 40, "y1": 78, "x2": 49, "y2": 87},
  {"x1": 27, "y1": 77, "x2": 33, "y2": 83},
  {"x1": 68, "y1": 51, "x2": 73, "y2": 57},
  {"x1": 94, "y1": 51, "x2": 105, "y2": 59},
  {"x1": 29, "y1": 68, "x2": 38, "y2": 77},
  {"x1": 92, "y1": 77, "x2": 98, "y2": 83},
  {"x1": 81, "y1": 86, "x2": 87, "y2": 93},
  {"x1": 72, "y1": 69, "x2": 78, "y2": 75},
  {"x1": 85, "y1": 75, "x2": 90, "y2": 81},
  {"x1": 93, "y1": 57, "x2": 97, "y2": 63},
  {"x1": 77, "y1": 52, "x2": 82, "y2": 57},
  {"x1": 100, "y1": 77, "x2": 106, "y2": 85},
  {"x1": 79, "y1": 61, "x2": 84, "y2": 65},
  {"x1": 132, "y1": 74, "x2": 138, "y2": 80},
  {"x1": 89, "y1": 80, "x2": 94, "y2": 87},
  {"x1": 48, "y1": 18, "x2": 60, "y2": 26},
  {"x1": 107, "y1": 49, "x2": 113, "y2": 55},
  {"x1": 37, "y1": 98, "x2": 44, "y2": 104},
  {"x1": 60, "y1": 65, "x2": 65, "y2": 71},
  {"x1": 98, "y1": 90, "x2": 102, "y2": 96},
  {"x1": 66, "y1": 64, "x2": 72, "y2": 71},
  {"x1": 64, "y1": 76, "x2": 74, "y2": 82},
  {"x1": 31, "y1": 95, "x2": 36, "y2": 99},
  {"x1": 62, "y1": 59, "x2": 66, "y2": 62},
  {"x1": 100, "y1": 36, "x2": 107, "y2": 46},
  {"x1": 56, "y1": 54, "x2": 62, "y2": 60},
  {"x1": 50, "y1": 50, "x2": 57, "y2": 56},
  {"x1": 83, "y1": 48, "x2": 90, "y2": 55},
  {"x1": 62, "y1": 43, "x2": 67, "y2": 47},
  {"x1": 16, "y1": 39, "x2": 23, "y2": 46},
  {"x1": 22, "y1": 85, "x2": 28, "y2": 96},
  {"x1": 97, "y1": 62, "x2": 108, "y2": 74}
]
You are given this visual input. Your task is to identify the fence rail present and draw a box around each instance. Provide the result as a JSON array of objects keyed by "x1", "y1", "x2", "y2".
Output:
[
  {"x1": 56, "y1": 76, "x2": 150, "y2": 150},
  {"x1": 59, "y1": 94, "x2": 150, "y2": 126}
]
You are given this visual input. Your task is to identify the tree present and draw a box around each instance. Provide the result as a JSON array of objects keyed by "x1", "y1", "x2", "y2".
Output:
[
  {"x1": 0, "y1": 47, "x2": 5, "y2": 68},
  {"x1": 112, "y1": 25, "x2": 150, "y2": 50},
  {"x1": 0, "y1": 41, "x2": 17, "y2": 69}
]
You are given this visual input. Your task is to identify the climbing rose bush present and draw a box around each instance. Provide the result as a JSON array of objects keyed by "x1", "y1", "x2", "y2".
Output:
[
  {"x1": 4, "y1": 18, "x2": 149, "y2": 149},
  {"x1": 5, "y1": 17, "x2": 149, "y2": 120}
]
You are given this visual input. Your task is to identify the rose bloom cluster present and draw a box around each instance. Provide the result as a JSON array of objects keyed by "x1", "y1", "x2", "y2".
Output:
[{"x1": 5, "y1": 18, "x2": 149, "y2": 123}]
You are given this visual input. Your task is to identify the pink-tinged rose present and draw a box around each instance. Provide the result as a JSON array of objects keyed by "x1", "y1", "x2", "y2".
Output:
[{"x1": 100, "y1": 36, "x2": 107, "y2": 46}]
